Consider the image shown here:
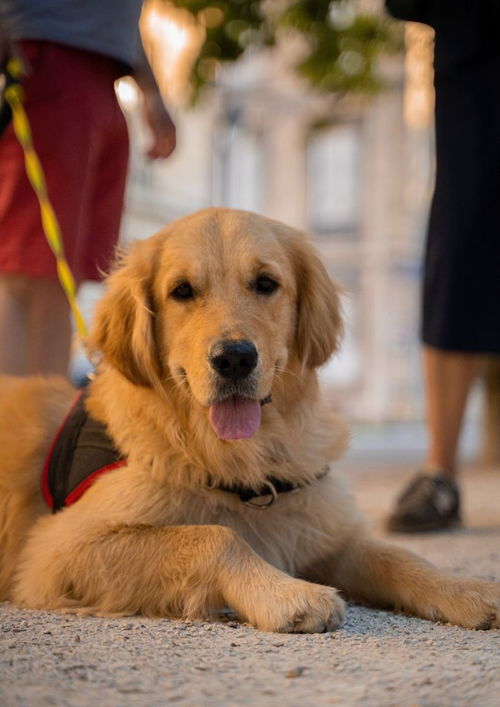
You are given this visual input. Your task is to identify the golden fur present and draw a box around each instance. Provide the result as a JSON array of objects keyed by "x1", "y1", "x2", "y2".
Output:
[{"x1": 0, "y1": 208, "x2": 499, "y2": 632}]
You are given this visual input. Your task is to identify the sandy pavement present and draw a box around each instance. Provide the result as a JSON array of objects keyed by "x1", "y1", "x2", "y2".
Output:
[{"x1": 1, "y1": 455, "x2": 499, "y2": 706}]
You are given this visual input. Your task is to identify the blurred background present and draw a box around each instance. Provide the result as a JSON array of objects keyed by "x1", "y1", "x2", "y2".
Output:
[{"x1": 76, "y1": 0, "x2": 493, "y2": 466}]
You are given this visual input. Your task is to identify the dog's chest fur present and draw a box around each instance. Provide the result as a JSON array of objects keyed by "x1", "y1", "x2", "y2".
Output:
[{"x1": 84, "y1": 466, "x2": 361, "y2": 577}]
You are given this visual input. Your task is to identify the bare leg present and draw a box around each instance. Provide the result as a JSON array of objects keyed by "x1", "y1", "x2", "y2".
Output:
[
  {"x1": 0, "y1": 274, "x2": 71, "y2": 377},
  {"x1": 0, "y1": 275, "x2": 29, "y2": 375},
  {"x1": 387, "y1": 346, "x2": 481, "y2": 531},
  {"x1": 423, "y1": 345, "x2": 479, "y2": 478}
]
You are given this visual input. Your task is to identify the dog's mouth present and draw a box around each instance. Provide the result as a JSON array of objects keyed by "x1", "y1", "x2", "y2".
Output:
[
  {"x1": 176, "y1": 364, "x2": 270, "y2": 441},
  {"x1": 208, "y1": 395, "x2": 262, "y2": 441}
]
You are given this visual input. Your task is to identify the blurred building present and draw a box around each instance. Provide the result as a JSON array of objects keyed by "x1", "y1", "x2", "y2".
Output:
[{"x1": 110, "y1": 6, "x2": 436, "y2": 423}]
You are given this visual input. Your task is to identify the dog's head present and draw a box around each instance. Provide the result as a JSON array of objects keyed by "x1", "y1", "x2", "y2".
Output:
[{"x1": 90, "y1": 208, "x2": 342, "y2": 440}]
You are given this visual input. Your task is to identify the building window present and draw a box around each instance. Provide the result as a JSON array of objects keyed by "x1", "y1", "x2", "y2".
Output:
[
  {"x1": 307, "y1": 123, "x2": 360, "y2": 237},
  {"x1": 212, "y1": 111, "x2": 264, "y2": 212}
]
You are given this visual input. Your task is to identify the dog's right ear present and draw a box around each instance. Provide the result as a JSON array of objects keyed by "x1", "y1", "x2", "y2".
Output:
[{"x1": 89, "y1": 238, "x2": 162, "y2": 388}]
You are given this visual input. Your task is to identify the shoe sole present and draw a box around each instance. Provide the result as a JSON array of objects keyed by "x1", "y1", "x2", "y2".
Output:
[{"x1": 386, "y1": 517, "x2": 462, "y2": 534}]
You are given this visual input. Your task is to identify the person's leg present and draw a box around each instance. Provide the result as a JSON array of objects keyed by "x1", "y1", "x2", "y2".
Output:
[
  {"x1": 422, "y1": 345, "x2": 480, "y2": 478},
  {"x1": 0, "y1": 274, "x2": 71, "y2": 376},
  {"x1": 387, "y1": 345, "x2": 479, "y2": 532},
  {"x1": 0, "y1": 275, "x2": 29, "y2": 375},
  {"x1": 0, "y1": 44, "x2": 124, "y2": 378},
  {"x1": 0, "y1": 42, "x2": 90, "y2": 377},
  {"x1": 25, "y1": 278, "x2": 72, "y2": 376}
]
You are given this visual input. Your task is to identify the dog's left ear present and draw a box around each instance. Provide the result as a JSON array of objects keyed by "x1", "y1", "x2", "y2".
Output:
[
  {"x1": 290, "y1": 233, "x2": 344, "y2": 369},
  {"x1": 89, "y1": 238, "x2": 163, "y2": 388}
]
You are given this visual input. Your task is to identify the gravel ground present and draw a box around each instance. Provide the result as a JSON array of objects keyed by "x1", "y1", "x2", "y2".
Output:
[{"x1": 1, "y1": 459, "x2": 499, "y2": 706}]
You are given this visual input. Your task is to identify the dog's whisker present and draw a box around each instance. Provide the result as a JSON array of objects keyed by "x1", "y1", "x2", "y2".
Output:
[{"x1": 274, "y1": 365, "x2": 301, "y2": 383}]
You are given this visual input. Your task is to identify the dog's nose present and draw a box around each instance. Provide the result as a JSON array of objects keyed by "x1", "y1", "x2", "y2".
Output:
[{"x1": 210, "y1": 340, "x2": 258, "y2": 380}]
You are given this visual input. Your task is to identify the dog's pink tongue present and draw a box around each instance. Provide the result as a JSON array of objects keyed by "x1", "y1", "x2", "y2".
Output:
[{"x1": 209, "y1": 396, "x2": 261, "y2": 440}]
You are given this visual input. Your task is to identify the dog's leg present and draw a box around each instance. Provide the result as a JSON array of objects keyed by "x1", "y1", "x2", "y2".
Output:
[
  {"x1": 309, "y1": 534, "x2": 500, "y2": 629},
  {"x1": 14, "y1": 522, "x2": 345, "y2": 632}
]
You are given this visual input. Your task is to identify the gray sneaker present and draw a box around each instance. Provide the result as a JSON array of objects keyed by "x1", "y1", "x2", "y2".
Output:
[{"x1": 387, "y1": 472, "x2": 461, "y2": 533}]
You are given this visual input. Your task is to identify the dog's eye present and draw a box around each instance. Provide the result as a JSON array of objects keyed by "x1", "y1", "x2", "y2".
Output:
[
  {"x1": 171, "y1": 282, "x2": 195, "y2": 301},
  {"x1": 253, "y1": 275, "x2": 280, "y2": 296}
]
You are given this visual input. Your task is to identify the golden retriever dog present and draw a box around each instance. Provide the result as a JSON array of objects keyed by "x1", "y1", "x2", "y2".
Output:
[{"x1": 0, "y1": 208, "x2": 499, "y2": 632}]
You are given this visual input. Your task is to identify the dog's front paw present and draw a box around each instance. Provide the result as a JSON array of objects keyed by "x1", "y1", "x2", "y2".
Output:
[
  {"x1": 249, "y1": 578, "x2": 345, "y2": 633},
  {"x1": 431, "y1": 579, "x2": 500, "y2": 630}
]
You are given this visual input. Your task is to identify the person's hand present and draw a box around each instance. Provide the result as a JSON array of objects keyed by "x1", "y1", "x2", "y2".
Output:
[{"x1": 141, "y1": 88, "x2": 176, "y2": 160}]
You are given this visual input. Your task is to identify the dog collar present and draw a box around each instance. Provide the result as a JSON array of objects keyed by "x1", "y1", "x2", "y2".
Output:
[{"x1": 214, "y1": 466, "x2": 330, "y2": 509}]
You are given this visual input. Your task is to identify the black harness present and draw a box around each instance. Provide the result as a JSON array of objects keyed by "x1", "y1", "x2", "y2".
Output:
[
  {"x1": 42, "y1": 394, "x2": 328, "y2": 512},
  {"x1": 42, "y1": 393, "x2": 126, "y2": 513}
]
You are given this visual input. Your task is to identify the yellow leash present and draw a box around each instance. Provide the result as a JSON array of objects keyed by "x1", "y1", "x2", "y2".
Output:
[{"x1": 3, "y1": 57, "x2": 88, "y2": 340}]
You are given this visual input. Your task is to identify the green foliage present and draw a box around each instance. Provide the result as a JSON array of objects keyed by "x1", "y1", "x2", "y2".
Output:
[
  {"x1": 281, "y1": 1, "x2": 398, "y2": 94},
  {"x1": 166, "y1": 0, "x2": 400, "y2": 99}
]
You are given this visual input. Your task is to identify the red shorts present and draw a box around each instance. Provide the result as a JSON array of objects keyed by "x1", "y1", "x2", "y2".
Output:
[{"x1": 0, "y1": 41, "x2": 129, "y2": 284}]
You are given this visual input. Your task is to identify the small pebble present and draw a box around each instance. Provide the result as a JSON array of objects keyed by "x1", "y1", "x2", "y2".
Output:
[{"x1": 286, "y1": 665, "x2": 307, "y2": 678}]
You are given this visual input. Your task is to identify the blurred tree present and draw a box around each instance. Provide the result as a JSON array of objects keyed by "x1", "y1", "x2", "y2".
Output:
[{"x1": 166, "y1": 0, "x2": 399, "y2": 99}]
